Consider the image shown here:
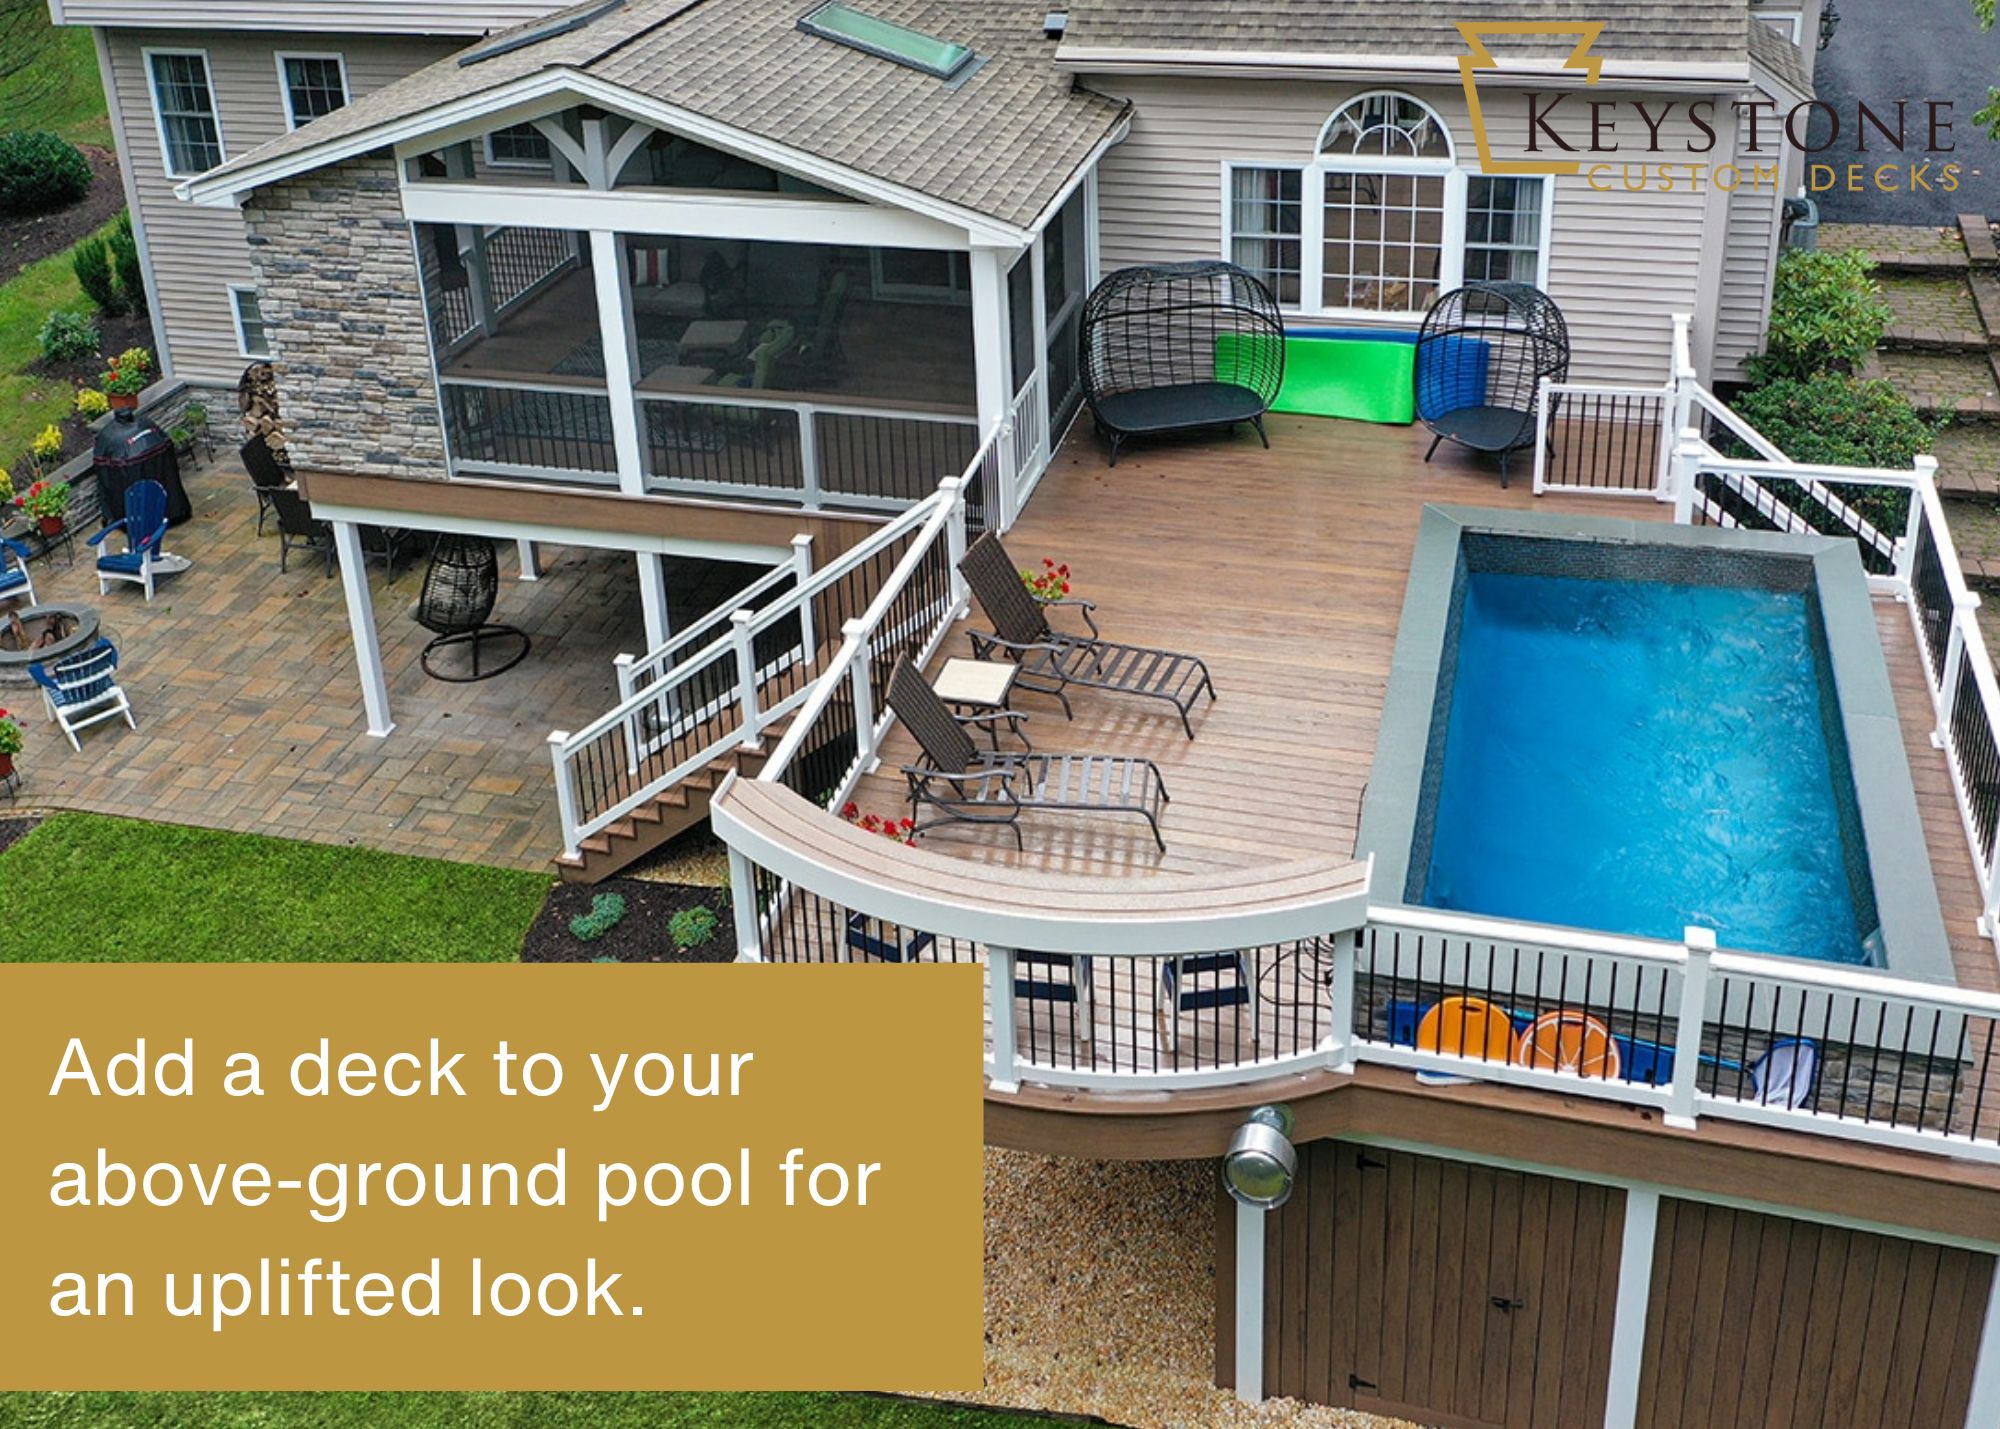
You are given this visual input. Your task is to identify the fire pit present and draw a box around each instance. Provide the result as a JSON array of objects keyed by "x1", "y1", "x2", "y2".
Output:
[{"x1": 0, "y1": 604, "x2": 102, "y2": 679}]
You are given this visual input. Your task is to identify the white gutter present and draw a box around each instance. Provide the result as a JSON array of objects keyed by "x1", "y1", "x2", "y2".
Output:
[{"x1": 1053, "y1": 45, "x2": 1751, "y2": 89}]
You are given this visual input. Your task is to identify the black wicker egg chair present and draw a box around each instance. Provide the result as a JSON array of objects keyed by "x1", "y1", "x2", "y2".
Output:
[
  {"x1": 414, "y1": 534, "x2": 529, "y2": 681},
  {"x1": 1080, "y1": 260, "x2": 1286, "y2": 467},
  {"x1": 1414, "y1": 282, "x2": 1570, "y2": 487}
]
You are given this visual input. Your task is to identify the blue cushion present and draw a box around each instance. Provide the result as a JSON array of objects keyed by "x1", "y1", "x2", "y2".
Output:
[
  {"x1": 97, "y1": 551, "x2": 148, "y2": 574},
  {"x1": 0, "y1": 568, "x2": 26, "y2": 594},
  {"x1": 1415, "y1": 335, "x2": 1492, "y2": 420}
]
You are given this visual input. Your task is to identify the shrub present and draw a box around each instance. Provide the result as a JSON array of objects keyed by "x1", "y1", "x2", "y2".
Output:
[
  {"x1": 1751, "y1": 249, "x2": 1891, "y2": 382},
  {"x1": 30, "y1": 426, "x2": 63, "y2": 465},
  {"x1": 109, "y1": 213, "x2": 146, "y2": 314},
  {"x1": 669, "y1": 905, "x2": 719, "y2": 949},
  {"x1": 36, "y1": 309, "x2": 99, "y2": 364},
  {"x1": 0, "y1": 131, "x2": 91, "y2": 216},
  {"x1": 74, "y1": 388, "x2": 108, "y2": 421},
  {"x1": 71, "y1": 236, "x2": 123, "y2": 317},
  {"x1": 183, "y1": 400, "x2": 209, "y2": 430},
  {"x1": 1731, "y1": 375, "x2": 1938, "y2": 470},
  {"x1": 568, "y1": 892, "x2": 627, "y2": 943}
]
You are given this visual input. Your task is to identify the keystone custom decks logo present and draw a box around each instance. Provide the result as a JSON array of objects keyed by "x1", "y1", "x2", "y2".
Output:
[{"x1": 1454, "y1": 20, "x2": 1962, "y2": 196}]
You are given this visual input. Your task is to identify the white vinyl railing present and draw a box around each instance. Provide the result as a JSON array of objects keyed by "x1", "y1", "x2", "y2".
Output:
[{"x1": 547, "y1": 426, "x2": 996, "y2": 860}]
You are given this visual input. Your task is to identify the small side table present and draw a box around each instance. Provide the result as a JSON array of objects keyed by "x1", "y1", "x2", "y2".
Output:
[
  {"x1": 678, "y1": 319, "x2": 749, "y2": 362},
  {"x1": 933, "y1": 657, "x2": 1029, "y2": 750}
]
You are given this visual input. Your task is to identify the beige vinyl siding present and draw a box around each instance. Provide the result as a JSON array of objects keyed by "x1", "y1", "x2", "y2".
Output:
[
  {"x1": 1086, "y1": 75, "x2": 1717, "y2": 387},
  {"x1": 65, "y1": 0, "x2": 555, "y2": 37},
  {"x1": 106, "y1": 29, "x2": 458, "y2": 387},
  {"x1": 1713, "y1": 104, "x2": 1787, "y2": 381}
]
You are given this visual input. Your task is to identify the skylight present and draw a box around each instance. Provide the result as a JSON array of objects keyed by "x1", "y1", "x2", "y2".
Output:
[
  {"x1": 798, "y1": 2, "x2": 976, "y2": 80},
  {"x1": 459, "y1": 0, "x2": 624, "y2": 67}
]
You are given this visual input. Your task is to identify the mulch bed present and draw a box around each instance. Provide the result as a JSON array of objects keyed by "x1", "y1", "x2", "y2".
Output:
[
  {"x1": 521, "y1": 877, "x2": 735, "y2": 964},
  {"x1": 0, "y1": 146, "x2": 125, "y2": 285},
  {"x1": 0, "y1": 816, "x2": 43, "y2": 858}
]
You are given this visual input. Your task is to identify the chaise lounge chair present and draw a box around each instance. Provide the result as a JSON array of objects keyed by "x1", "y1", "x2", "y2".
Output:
[
  {"x1": 885, "y1": 656, "x2": 1170, "y2": 851},
  {"x1": 957, "y1": 531, "x2": 1217, "y2": 738}
]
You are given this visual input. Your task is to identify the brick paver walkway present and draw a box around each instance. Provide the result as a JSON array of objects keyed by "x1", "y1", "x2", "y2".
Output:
[
  {"x1": 1878, "y1": 274, "x2": 1987, "y2": 349},
  {"x1": 1820, "y1": 222, "x2": 1969, "y2": 270},
  {"x1": 7, "y1": 458, "x2": 652, "y2": 870}
]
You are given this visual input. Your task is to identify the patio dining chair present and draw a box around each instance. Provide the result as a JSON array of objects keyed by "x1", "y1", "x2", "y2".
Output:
[
  {"x1": 269, "y1": 485, "x2": 334, "y2": 577},
  {"x1": 88, "y1": 479, "x2": 178, "y2": 603},
  {"x1": 884, "y1": 655, "x2": 1169, "y2": 851},
  {"x1": 0, "y1": 537, "x2": 35, "y2": 607},
  {"x1": 1157, "y1": 951, "x2": 1256, "y2": 1053},
  {"x1": 958, "y1": 531, "x2": 1217, "y2": 738},
  {"x1": 28, "y1": 638, "x2": 135, "y2": 752},
  {"x1": 240, "y1": 433, "x2": 290, "y2": 536}
]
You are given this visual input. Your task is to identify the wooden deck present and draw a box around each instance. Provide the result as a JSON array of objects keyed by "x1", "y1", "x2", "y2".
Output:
[{"x1": 849, "y1": 412, "x2": 1996, "y2": 1015}]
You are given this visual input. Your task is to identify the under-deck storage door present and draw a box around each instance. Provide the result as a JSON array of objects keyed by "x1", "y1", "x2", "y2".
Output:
[
  {"x1": 1635, "y1": 1198, "x2": 1994, "y2": 1429},
  {"x1": 1262, "y1": 1141, "x2": 1624, "y2": 1428}
]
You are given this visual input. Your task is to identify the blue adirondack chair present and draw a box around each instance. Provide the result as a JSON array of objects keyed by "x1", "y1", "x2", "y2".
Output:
[
  {"x1": 29, "y1": 638, "x2": 135, "y2": 751},
  {"x1": 89, "y1": 479, "x2": 175, "y2": 602},
  {"x1": 0, "y1": 536, "x2": 34, "y2": 607}
]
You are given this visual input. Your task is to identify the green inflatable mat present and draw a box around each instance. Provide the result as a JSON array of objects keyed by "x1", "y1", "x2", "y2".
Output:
[{"x1": 1270, "y1": 333, "x2": 1416, "y2": 424}]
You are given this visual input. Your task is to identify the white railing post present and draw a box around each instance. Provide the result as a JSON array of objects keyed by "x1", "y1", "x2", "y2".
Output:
[
  {"x1": 1671, "y1": 430, "x2": 1706, "y2": 526},
  {"x1": 1896, "y1": 456, "x2": 1938, "y2": 591},
  {"x1": 614, "y1": 653, "x2": 643, "y2": 775},
  {"x1": 1666, "y1": 925, "x2": 1714, "y2": 1129},
  {"x1": 944, "y1": 474, "x2": 970, "y2": 613},
  {"x1": 727, "y1": 846, "x2": 763, "y2": 963},
  {"x1": 730, "y1": 609, "x2": 762, "y2": 747},
  {"x1": 1325, "y1": 929, "x2": 1358, "y2": 1074},
  {"x1": 987, "y1": 946, "x2": 1019, "y2": 1093},
  {"x1": 844, "y1": 618, "x2": 878, "y2": 771},
  {"x1": 1531, "y1": 376, "x2": 1553, "y2": 495},
  {"x1": 1935, "y1": 595, "x2": 1977, "y2": 748},
  {"x1": 797, "y1": 406, "x2": 821, "y2": 510},
  {"x1": 549, "y1": 732, "x2": 582, "y2": 861},
  {"x1": 790, "y1": 533, "x2": 817, "y2": 655},
  {"x1": 995, "y1": 421, "x2": 1019, "y2": 533}
]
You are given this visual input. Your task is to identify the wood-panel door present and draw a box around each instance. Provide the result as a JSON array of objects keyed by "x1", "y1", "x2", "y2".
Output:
[
  {"x1": 1263, "y1": 1141, "x2": 1625, "y2": 1428},
  {"x1": 1635, "y1": 1198, "x2": 1994, "y2": 1429}
]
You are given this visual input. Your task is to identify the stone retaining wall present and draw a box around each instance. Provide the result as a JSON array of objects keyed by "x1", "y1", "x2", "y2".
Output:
[{"x1": 240, "y1": 153, "x2": 446, "y2": 478}]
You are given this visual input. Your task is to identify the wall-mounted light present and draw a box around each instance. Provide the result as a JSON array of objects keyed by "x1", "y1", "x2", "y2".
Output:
[
  {"x1": 1223, "y1": 1105, "x2": 1297, "y2": 1209},
  {"x1": 1818, "y1": 0, "x2": 1841, "y2": 50}
]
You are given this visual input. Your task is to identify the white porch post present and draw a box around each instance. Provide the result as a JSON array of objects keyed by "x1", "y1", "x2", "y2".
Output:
[
  {"x1": 727, "y1": 844, "x2": 763, "y2": 963},
  {"x1": 1963, "y1": 1255, "x2": 2000, "y2": 1427},
  {"x1": 968, "y1": 245, "x2": 1016, "y2": 529},
  {"x1": 1602, "y1": 1188, "x2": 1660, "y2": 1429},
  {"x1": 332, "y1": 521, "x2": 393, "y2": 737},
  {"x1": 588, "y1": 227, "x2": 648, "y2": 498},
  {"x1": 516, "y1": 539, "x2": 542, "y2": 581},
  {"x1": 1028, "y1": 230, "x2": 1050, "y2": 474},
  {"x1": 1234, "y1": 1199, "x2": 1266, "y2": 1402},
  {"x1": 637, "y1": 553, "x2": 671, "y2": 655}
]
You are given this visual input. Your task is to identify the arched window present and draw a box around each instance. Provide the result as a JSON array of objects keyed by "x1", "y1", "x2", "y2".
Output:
[
  {"x1": 1318, "y1": 92, "x2": 1454, "y2": 163},
  {"x1": 1224, "y1": 90, "x2": 1548, "y2": 320}
]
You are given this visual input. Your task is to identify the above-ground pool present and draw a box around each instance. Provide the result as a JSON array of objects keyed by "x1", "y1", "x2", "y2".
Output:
[{"x1": 1361, "y1": 508, "x2": 1953, "y2": 980}]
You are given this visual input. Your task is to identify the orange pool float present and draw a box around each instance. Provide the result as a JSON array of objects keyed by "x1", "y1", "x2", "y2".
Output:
[
  {"x1": 1514, "y1": 1010, "x2": 1622, "y2": 1080},
  {"x1": 1415, "y1": 996, "x2": 1517, "y2": 1063}
]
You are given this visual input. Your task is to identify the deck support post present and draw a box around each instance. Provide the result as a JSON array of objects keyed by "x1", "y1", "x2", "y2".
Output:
[
  {"x1": 331, "y1": 520, "x2": 393, "y2": 737},
  {"x1": 968, "y1": 246, "x2": 1016, "y2": 531},
  {"x1": 727, "y1": 844, "x2": 763, "y2": 963},
  {"x1": 1233, "y1": 1199, "x2": 1266, "y2": 1402},
  {"x1": 1602, "y1": 1187, "x2": 1659, "y2": 1429},
  {"x1": 637, "y1": 554, "x2": 671, "y2": 654},
  {"x1": 987, "y1": 946, "x2": 1018, "y2": 1092},
  {"x1": 516, "y1": 539, "x2": 541, "y2": 581},
  {"x1": 1666, "y1": 927, "x2": 1713, "y2": 1130}
]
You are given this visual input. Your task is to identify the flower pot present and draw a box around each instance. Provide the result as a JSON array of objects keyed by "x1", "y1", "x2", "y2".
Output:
[
  {"x1": 36, "y1": 515, "x2": 64, "y2": 537},
  {"x1": 107, "y1": 393, "x2": 139, "y2": 412},
  {"x1": 0, "y1": 753, "x2": 14, "y2": 781}
]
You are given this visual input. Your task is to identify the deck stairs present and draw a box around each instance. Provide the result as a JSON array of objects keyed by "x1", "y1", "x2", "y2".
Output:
[{"x1": 552, "y1": 743, "x2": 768, "y2": 883}]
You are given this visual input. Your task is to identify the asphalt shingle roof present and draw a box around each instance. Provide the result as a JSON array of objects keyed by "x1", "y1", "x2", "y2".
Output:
[
  {"x1": 193, "y1": 0, "x2": 1126, "y2": 232},
  {"x1": 1747, "y1": 19, "x2": 1812, "y2": 98},
  {"x1": 1057, "y1": 0, "x2": 1753, "y2": 68}
]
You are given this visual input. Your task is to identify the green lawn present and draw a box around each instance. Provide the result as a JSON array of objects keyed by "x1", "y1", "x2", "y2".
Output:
[
  {"x1": 0, "y1": 813, "x2": 550, "y2": 962},
  {"x1": 0, "y1": 15, "x2": 114, "y2": 149},
  {"x1": 0, "y1": 1393, "x2": 1055, "y2": 1428},
  {"x1": 0, "y1": 217, "x2": 118, "y2": 469}
]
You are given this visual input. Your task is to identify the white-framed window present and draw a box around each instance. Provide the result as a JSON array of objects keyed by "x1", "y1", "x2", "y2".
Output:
[
  {"x1": 276, "y1": 52, "x2": 349, "y2": 130},
  {"x1": 1222, "y1": 91, "x2": 1553, "y2": 321},
  {"x1": 485, "y1": 123, "x2": 552, "y2": 169},
  {"x1": 229, "y1": 284, "x2": 271, "y2": 358},
  {"x1": 145, "y1": 49, "x2": 224, "y2": 178}
]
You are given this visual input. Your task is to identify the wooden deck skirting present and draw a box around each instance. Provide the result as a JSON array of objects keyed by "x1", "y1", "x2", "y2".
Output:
[{"x1": 711, "y1": 777, "x2": 1372, "y2": 954}]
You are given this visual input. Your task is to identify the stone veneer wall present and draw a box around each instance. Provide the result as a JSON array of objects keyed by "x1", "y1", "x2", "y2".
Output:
[{"x1": 241, "y1": 153, "x2": 447, "y2": 477}]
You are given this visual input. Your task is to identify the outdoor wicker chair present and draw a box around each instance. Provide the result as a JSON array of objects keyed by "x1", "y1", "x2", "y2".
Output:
[
  {"x1": 414, "y1": 533, "x2": 529, "y2": 681},
  {"x1": 240, "y1": 433, "x2": 290, "y2": 536},
  {"x1": 885, "y1": 656, "x2": 1169, "y2": 852},
  {"x1": 958, "y1": 531, "x2": 1217, "y2": 738}
]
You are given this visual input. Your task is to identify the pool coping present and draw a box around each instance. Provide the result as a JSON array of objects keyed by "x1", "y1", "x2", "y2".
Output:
[{"x1": 1356, "y1": 504, "x2": 1956, "y2": 986}]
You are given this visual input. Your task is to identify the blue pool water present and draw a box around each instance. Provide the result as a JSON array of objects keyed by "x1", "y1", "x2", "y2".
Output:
[{"x1": 1419, "y1": 569, "x2": 1875, "y2": 963}]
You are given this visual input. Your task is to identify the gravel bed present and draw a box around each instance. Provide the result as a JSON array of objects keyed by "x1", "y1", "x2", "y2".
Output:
[{"x1": 918, "y1": 1151, "x2": 1417, "y2": 1429}]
